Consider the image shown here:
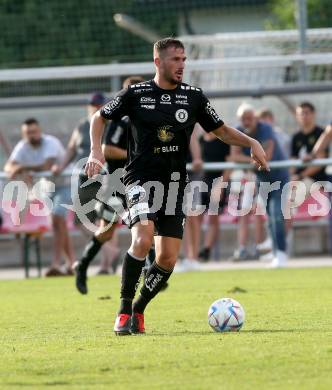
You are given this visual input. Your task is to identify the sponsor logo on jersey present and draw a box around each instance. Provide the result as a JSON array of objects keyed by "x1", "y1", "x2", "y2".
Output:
[
  {"x1": 162, "y1": 145, "x2": 179, "y2": 152},
  {"x1": 140, "y1": 97, "x2": 156, "y2": 103},
  {"x1": 126, "y1": 185, "x2": 146, "y2": 206},
  {"x1": 160, "y1": 94, "x2": 171, "y2": 104},
  {"x1": 141, "y1": 104, "x2": 155, "y2": 109},
  {"x1": 175, "y1": 94, "x2": 188, "y2": 105},
  {"x1": 154, "y1": 145, "x2": 179, "y2": 153},
  {"x1": 102, "y1": 96, "x2": 121, "y2": 114},
  {"x1": 157, "y1": 125, "x2": 174, "y2": 142},
  {"x1": 134, "y1": 88, "x2": 153, "y2": 94},
  {"x1": 161, "y1": 94, "x2": 171, "y2": 102},
  {"x1": 175, "y1": 109, "x2": 188, "y2": 123},
  {"x1": 205, "y1": 102, "x2": 222, "y2": 123}
]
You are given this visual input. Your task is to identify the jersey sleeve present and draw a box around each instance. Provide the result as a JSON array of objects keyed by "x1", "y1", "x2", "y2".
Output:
[
  {"x1": 196, "y1": 92, "x2": 224, "y2": 132},
  {"x1": 100, "y1": 88, "x2": 131, "y2": 121}
]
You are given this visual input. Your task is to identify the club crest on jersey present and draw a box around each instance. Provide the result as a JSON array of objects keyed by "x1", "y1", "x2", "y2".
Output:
[
  {"x1": 175, "y1": 109, "x2": 188, "y2": 123},
  {"x1": 157, "y1": 125, "x2": 174, "y2": 142}
]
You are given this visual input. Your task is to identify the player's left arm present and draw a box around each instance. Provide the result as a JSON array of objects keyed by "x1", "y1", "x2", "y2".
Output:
[
  {"x1": 189, "y1": 124, "x2": 203, "y2": 171},
  {"x1": 212, "y1": 124, "x2": 269, "y2": 171}
]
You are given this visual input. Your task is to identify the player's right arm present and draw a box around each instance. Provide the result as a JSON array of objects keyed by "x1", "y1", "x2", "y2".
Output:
[
  {"x1": 85, "y1": 111, "x2": 107, "y2": 178},
  {"x1": 213, "y1": 124, "x2": 269, "y2": 171},
  {"x1": 85, "y1": 88, "x2": 131, "y2": 178}
]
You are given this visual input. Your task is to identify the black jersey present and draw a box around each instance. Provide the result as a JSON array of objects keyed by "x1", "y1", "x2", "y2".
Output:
[
  {"x1": 291, "y1": 126, "x2": 328, "y2": 181},
  {"x1": 103, "y1": 117, "x2": 128, "y2": 174},
  {"x1": 100, "y1": 80, "x2": 224, "y2": 185}
]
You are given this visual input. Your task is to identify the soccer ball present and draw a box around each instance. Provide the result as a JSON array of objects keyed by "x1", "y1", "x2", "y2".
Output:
[{"x1": 208, "y1": 298, "x2": 245, "y2": 332}]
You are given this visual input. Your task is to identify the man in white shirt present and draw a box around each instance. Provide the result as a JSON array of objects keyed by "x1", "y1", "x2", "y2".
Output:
[{"x1": 4, "y1": 118, "x2": 76, "y2": 276}]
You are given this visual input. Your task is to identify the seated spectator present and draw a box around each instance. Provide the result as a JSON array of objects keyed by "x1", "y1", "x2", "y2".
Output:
[
  {"x1": 4, "y1": 118, "x2": 76, "y2": 276},
  {"x1": 291, "y1": 102, "x2": 328, "y2": 186}
]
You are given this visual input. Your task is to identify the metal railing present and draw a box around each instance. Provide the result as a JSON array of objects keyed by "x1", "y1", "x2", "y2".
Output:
[{"x1": 1, "y1": 158, "x2": 332, "y2": 180}]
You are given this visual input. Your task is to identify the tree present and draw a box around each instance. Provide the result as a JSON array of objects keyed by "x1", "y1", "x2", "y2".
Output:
[{"x1": 266, "y1": 0, "x2": 332, "y2": 30}]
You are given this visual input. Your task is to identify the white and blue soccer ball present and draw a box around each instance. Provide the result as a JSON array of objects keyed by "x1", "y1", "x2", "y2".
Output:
[{"x1": 208, "y1": 298, "x2": 245, "y2": 332}]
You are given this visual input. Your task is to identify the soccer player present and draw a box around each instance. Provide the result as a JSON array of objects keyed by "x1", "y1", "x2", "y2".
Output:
[
  {"x1": 85, "y1": 38, "x2": 268, "y2": 335},
  {"x1": 74, "y1": 76, "x2": 145, "y2": 294}
]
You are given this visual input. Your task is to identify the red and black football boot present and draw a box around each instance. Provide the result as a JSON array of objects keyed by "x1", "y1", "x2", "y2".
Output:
[
  {"x1": 130, "y1": 313, "x2": 145, "y2": 334},
  {"x1": 114, "y1": 314, "x2": 131, "y2": 336}
]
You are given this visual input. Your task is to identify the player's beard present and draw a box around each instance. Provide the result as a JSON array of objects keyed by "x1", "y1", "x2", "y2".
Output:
[{"x1": 164, "y1": 70, "x2": 181, "y2": 86}]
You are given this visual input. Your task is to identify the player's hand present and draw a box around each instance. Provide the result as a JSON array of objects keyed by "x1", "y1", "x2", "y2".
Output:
[
  {"x1": 192, "y1": 158, "x2": 203, "y2": 172},
  {"x1": 51, "y1": 164, "x2": 62, "y2": 175},
  {"x1": 85, "y1": 148, "x2": 105, "y2": 178},
  {"x1": 302, "y1": 153, "x2": 314, "y2": 162},
  {"x1": 250, "y1": 140, "x2": 269, "y2": 171}
]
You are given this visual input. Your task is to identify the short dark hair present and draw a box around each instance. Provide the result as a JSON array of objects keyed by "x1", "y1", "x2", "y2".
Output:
[
  {"x1": 258, "y1": 109, "x2": 274, "y2": 119},
  {"x1": 22, "y1": 118, "x2": 39, "y2": 126},
  {"x1": 154, "y1": 37, "x2": 184, "y2": 56},
  {"x1": 123, "y1": 76, "x2": 144, "y2": 88},
  {"x1": 298, "y1": 101, "x2": 315, "y2": 112}
]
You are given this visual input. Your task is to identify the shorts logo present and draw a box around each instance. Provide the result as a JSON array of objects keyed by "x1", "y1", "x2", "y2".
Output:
[
  {"x1": 175, "y1": 109, "x2": 188, "y2": 123},
  {"x1": 157, "y1": 125, "x2": 174, "y2": 142},
  {"x1": 126, "y1": 185, "x2": 146, "y2": 206}
]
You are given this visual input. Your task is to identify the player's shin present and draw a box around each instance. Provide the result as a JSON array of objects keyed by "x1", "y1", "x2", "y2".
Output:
[
  {"x1": 78, "y1": 236, "x2": 103, "y2": 269},
  {"x1": 133, "y1": 262, "x2": 173, "y2": 314},
  {"x1": 74, "y1": 236, "x2": 103, "y2": 294},
  {"x1": 119, "y1": 252, "x2": 145, "y2": 315}
]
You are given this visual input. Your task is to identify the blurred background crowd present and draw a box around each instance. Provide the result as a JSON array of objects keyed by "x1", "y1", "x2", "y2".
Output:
[{"x1": 1, "y1": 0, "x2": 332, "y2": 275}]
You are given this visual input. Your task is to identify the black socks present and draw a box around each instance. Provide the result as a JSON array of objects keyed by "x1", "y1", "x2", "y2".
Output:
[
  {"x1": 133, "y1": 262, "x2": 173, "y2": 314},
  {"x1": 79, "y1": 236, "x2": 102, "y2": 269},
  {"x1": 119, "y1": 252, "x2": 145, "y2": 315}
]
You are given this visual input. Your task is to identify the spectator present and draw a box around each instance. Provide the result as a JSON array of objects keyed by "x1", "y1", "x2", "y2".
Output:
[
  {"x1": 0, "y1": 129, "x2": 11, "y2": 170},
  {"x1": 291, "y1": 102, "x2": 328, "y2": 185},
  {"x1": 182, "y1": 124, "x2": 203, "y2": 271},
  {"x1": 258, "y1": 108, "x2": 291, "y2": 158},
  {"x1": 197, "y1": 124, "x2": 231, "y2": 262},
  {"x1": 228, "y1": 170, "x2": 268, "y2": 261},
  {"x1": 4, "y1": 118, "x2": 75, "y2": 276},
  {"x1": 228, "y1": 103, "x2": 289, "y2": 268}
]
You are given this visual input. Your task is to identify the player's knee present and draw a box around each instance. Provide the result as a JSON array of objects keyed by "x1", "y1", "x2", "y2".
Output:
[
  {"x1": 95, "y1": 227, "x2": 114, "y2": 243},
  {"x1": 156, "y1": 255, "x2": 177, "y2": 271},
  {"x1": 131, "y1": 235, "x2": 153, "y2": 256}
]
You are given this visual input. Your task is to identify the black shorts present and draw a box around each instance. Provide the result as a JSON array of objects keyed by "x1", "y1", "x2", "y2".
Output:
[{"x1": 125, "y1": 179, "x2": 187, "y2": 239}]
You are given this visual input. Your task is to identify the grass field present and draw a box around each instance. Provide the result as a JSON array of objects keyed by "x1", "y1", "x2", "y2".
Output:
[{"x1": 0, "y1": 267, "x2": 332, "y2": 389}]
